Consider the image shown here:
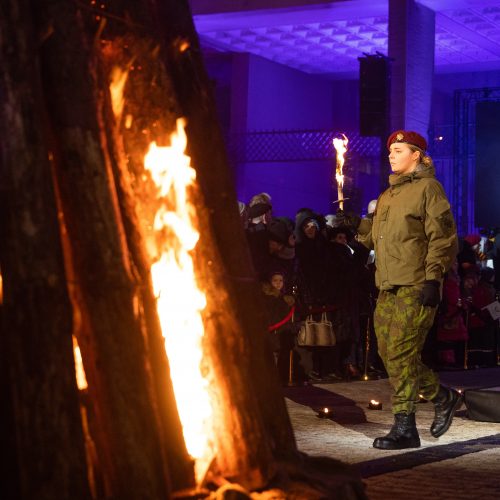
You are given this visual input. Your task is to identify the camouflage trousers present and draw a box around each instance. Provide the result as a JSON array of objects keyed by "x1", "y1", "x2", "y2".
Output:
[{"x1": 374, "y1": 286, "x2": 440, "y2": 414}]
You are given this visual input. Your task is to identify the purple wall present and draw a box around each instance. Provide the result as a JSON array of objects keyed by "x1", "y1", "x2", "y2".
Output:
[
  {"x1": 331, "y1": 79, "x2": 359, "y2": 132},
  {"x1": 241, "y1": 160, "x2": 335, "y2": 218},
  {"x1": 231, "y1": 54, "x2": 337, "y2": 217},
  {"x1": 245, "y1": 55, "x2": 334, "y2": 130}
]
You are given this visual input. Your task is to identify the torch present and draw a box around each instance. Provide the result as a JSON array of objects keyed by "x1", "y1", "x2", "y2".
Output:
[{"x1": 332, "y1": 134, "x2": 348, "y2": 211}]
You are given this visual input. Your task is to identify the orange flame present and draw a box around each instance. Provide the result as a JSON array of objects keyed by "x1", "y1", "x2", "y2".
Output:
[
  {"x1": 332, "y1": 134, "x2": 348, "y2": 210},
  {"x1": 109, "y1": 66, "x2": 129, "y2": 120},
  {"x1": 144, "y1": 118, "x2": 214, "y2": 479},
  {"x1": 73, "y1": 336, "x2": 88, "y2": 390}
]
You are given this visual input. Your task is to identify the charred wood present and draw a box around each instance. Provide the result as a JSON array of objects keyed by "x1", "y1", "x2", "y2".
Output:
[{"x1": 0, "y1": 1, "x2": 90, "y2": 497}]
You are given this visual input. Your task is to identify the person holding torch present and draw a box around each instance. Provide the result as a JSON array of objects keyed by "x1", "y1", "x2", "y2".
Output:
[{"x1": 346, "y1": 130, "x2": 460, "y2": 450}]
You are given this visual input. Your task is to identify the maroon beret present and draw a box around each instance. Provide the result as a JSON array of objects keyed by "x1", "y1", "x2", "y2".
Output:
[{"x1": 387, "y1": 130, "x2": 427, "y2": 151}]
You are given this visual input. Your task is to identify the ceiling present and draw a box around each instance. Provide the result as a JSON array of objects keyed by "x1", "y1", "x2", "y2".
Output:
[{"x1": 189, "y1": 0, "x2": 500, "y2": 78}]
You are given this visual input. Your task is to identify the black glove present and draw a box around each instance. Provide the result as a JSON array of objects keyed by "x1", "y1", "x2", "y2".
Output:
[
  {"x1": 336, "y1": 209, "x2": 361, "y2": 229},
  {"x1": 419, "y1": 280, "x2": 440, "y2": 307}
]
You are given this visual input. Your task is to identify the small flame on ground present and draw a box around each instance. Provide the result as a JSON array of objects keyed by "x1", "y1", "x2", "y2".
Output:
[{"x1": 144, "y1": 118, "x2": 213, "y2": 477}]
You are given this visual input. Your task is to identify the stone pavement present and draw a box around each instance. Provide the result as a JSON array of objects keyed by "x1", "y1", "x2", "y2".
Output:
[{"x1": 283, "y1": 367, "x2": 500, "y2": 499}]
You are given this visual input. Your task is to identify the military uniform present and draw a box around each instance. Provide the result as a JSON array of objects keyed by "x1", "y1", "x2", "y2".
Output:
[{"x1": 358, "y1": 162, "x2": 458, "y2": 414}]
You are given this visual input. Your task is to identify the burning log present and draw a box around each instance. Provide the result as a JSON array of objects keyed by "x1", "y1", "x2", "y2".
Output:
[{"x1": 154, "y1": 0, "x2": 300, "y2": 465}]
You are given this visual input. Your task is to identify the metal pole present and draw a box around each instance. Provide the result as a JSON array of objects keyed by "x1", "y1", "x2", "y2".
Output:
[
  {"x1": 288, "y1": 300, "x2": 296, "y2": 386},
  {"x1": 362, "y1": 314, "x2": 371, "y2": 381},
  {"x1": 464, "y1": 307, "x2": 469, "y2": 370},
  {"x1": 288, "y1": 350, "x2": 294, "y2": 386},
  {"x1": 496, "y1": 318, "x2": 500, "y2": 366},
  {"x1": 362, "y1": 294, "x2": 374, "y2": 381}
]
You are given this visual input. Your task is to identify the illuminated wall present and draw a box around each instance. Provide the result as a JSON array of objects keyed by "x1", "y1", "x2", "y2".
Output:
[{"x1": 230, "y1": 53, "x2": 337, "y2": 217}]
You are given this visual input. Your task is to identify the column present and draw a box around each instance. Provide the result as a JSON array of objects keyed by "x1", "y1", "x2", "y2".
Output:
[{"x1": 389, "y1": 0, "x2": 435, "y2": 138}]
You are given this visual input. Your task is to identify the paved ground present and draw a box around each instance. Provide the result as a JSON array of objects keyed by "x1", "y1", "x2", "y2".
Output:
[{"x1": 284, "y1": 367, "x2": 500, "y2": 499}]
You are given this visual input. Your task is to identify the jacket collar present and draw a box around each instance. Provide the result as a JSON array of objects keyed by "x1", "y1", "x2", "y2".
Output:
[{"x1": 389, "y1": 162, "x2": 436, "y2": 186}]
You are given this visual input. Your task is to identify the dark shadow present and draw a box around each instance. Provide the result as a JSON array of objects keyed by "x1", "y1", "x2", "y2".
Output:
[
  {"x1": 283, "y1": 385, "x2": 368, "y2": 425},
  {"x1": 357, "y1": 433, "x2": 500, "y2": 478}
]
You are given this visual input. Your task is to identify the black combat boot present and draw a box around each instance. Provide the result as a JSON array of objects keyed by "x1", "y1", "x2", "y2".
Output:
[
  {"x1": 373, "y1": 413, "x2": 420, "y2": 450},
  {"x1": 430, "y1": 385, "x2": 463, "y2": 438}
]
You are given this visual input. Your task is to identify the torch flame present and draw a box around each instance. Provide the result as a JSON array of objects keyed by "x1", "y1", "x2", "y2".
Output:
[
  {"x1": 144, "y1": 118, "x2": 213, "y2": 477},
  {"x1": 332, "y1": 134, "x2": 348, "y2": 210}
]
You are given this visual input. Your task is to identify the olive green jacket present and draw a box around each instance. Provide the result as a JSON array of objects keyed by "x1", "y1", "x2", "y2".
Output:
[{"x1": 357, "y1": 163, "x2": 458, "y2": 291}]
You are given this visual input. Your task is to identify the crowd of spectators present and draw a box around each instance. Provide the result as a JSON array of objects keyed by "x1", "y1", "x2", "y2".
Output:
[{"x1": 240, "y1": 192, "x2": 500, "y2": 385}]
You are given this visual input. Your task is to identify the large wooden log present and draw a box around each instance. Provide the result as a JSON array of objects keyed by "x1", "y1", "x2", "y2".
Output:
[
  {"x1": 90, "y1": 0, "x2": 279, "y2": 488},
  {"x1": 34, "y1": 0, "x2": 189, "y2": 496},
  {"x1": 88, "y1": 0, "x2": 298, "y2": 488},
  {"x1": 0, "y1": 1, "x2": 90, "y2": 498},
  {"x1": 73, "y1": 0, "x2": 297, "y2": 489},
  {"x1": 153, "y1": 0, "x2": 299, "y2": 460},
  {"x1": 99, "y1": 33, "x2": 196, "y2": 491}
]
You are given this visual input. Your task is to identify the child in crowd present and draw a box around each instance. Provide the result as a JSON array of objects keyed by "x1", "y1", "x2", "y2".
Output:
[{"x1": 261, "y1": 271, "x2": 296, "y2": 384}]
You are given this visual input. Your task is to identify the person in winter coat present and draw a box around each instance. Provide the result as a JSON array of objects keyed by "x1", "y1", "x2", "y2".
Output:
[
  {"x1": 485, "y1": 231, "x2": 500, "y2": 291},
  {"x1": 466, "y1": 267, "x2": 497, "y2": 366},
  {"x1": 436, "y1": 260, "x2": 468, "y2": 367},
  {"x1": 294, "y1": 211, "x2": 339, "y2": 381},
  {"x1": 457, "y1": 234, "x2": 480, "y2": 280},
  {"x1": 246, "y1": 212, "x2": 291, "y2": 282},
  {"x1": 356, "y1": 130, "x2": 460, "y2": 450}
]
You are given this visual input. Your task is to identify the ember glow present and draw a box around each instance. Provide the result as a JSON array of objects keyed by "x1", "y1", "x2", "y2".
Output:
[
  {"x1": 332, "y1": 134, "x2": 348, "y2": 210},
  {"x1": 144, "y1": 118, "x2": 214, "y2": 475}
]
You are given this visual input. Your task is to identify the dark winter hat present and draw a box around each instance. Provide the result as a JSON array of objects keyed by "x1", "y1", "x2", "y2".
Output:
[
  {"x1": 331, "y1": 225, "x2": 353, "y2": 240},
  {"x1": 267, "y1": 220, "x2": 290, "y2": 245},
  {"x1": 387, "y1": 130, "x2": 427, "y2": 152},
  {"x1": 302, "y1": 218, "x2": 320, "y2": 231},
  {"x1": 247, "y1": 202, "x2": 272, "y2": 219}
]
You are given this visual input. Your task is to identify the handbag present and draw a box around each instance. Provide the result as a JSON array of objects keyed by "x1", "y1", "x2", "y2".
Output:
[{"x1": 297, "y1": 312, "x2": 336, "y2": 346}]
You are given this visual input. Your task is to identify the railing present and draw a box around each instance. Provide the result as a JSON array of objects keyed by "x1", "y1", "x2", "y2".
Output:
[{"x1": 226, "y1": 129, "x2": 381, "y2": 163}]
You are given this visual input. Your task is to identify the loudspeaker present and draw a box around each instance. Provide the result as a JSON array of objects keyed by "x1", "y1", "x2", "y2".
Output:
[
  {"x1": 359, "y1": 55, "x2": 390, "y2": 137},
  {"x1": 464, "y1": 386, "x2": 500, "y2": 422}
]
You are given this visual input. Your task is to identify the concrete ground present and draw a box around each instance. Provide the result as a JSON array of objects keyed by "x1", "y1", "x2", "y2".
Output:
[{"x1": 284, "y1": 367, "x2": 500, "y2": 499}]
